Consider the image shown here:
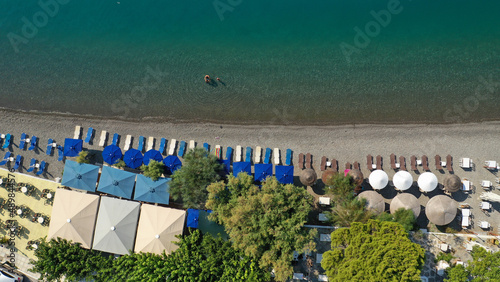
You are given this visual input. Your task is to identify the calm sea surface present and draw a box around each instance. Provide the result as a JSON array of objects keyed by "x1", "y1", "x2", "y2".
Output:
[{"x1": 0, "y1": 0, "x2": 499, "y2": 124}]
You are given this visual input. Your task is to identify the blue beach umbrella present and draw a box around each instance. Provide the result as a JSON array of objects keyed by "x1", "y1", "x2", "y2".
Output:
[
  {"x1": 233, "y1": 161, "x2": 251, "y2": 177},
  {"x1": 134, "y1": 174, "x2": 171, "y2": 205},
  {"x1": 63, "y1": 138, "x2": 83, "y2": 157},
  {"x1": 254, "y1": 163, "x2": 272, "y2": 182},
  {"x1": 61, "y1": 160, "x2": 99, "y2": 192},
  {"x1": 219, "y1": 159, "x2": 231, "y2": 176},
  {"x1": 275, "y1": 165, "x2": 294, "y2": 184},
  {"x1": 97, "y1": 166, "x2": 136, "y2": 199},
  {"x1": 186, "y1": 209, "x2": 200, "y2": 228},
  {"x1": 102, "y1": 145, "x2": 122, "y2": 165},
  {"x1": 123, "y1": 149, "x2": 143, "y2": 169},
  {"x1": 163, "y1": 155, "x2": 183, "y2": 175},
  {"x1": 143, "y1": 149, "x2": 163, "y2": 166}
]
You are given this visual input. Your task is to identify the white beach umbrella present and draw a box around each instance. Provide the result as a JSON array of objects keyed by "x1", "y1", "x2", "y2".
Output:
[
  {"x1": 393, "y1": 171, "x2": 413, "y2": 191},
  {"x1": 417, "y1": 172, "x2": 438, "y2": 192},
  {"x1": 368, "y1": 170, "x2": 388, "y2": 190}
]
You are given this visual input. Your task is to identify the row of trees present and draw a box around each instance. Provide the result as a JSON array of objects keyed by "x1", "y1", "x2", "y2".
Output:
[{"x1": 445, "y1": 245, "x2": 500, "y2": 281}]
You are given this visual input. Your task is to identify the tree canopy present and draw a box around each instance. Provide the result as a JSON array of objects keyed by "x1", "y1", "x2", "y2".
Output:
[
  {"x1": 327, "y1": 197, "x2": 373, "y2": 227},
  {"x1": 206, "y1": 173, "x2": 317, "y2": 281},
  {"x1": 76, "y1": 151, "x2": 90, "y2": 164},
  {"x1": 376, "y1": 208, "x2": 416, "y2": 232},
  {"x1": 140, "y1": 160, "x2": 165, "y2": 181},
  {"x1": 445, "y1": 245, "x2": 500, "y2": 281},
  {"x1": 169, "y1": 148, "x2": 222, "y2": 209},
  {"x1": 325, "y1": 173, "x2": 356, "y2": 202},
  {"x1": 321, "y1": 220, "x2": 425, "y2": 281},
  {"x1": 97, "y1": 252, "x2": 167, "y2": 282}
]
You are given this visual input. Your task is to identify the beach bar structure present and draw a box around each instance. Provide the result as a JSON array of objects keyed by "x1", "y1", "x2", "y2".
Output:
[{"x1": 61, "y1": 160, "x2": 100, "y2": 192}]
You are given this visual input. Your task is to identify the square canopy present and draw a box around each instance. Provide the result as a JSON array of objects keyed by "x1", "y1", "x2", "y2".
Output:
[
  {"x1": 275, "y1": 165, "x2": 294, "y2": 184},
  {"x1": 61, "y1": 160, "x2": 99, "y2": 192},
  {"x1": 233, "y1": 161, "x2": 251, "y2": 178},
  {"x1": 134, "y1": 174, "x2": 171, "y2": 205},
  {"x1": 64, "y1": 138, "x2": 83, "y2": 157},
  {"x1": 254, "y1": 163, "x2": 272, "y2": 182},
  {"x1": 97, "y1": 166, "x2": 136, "y2": 199}
]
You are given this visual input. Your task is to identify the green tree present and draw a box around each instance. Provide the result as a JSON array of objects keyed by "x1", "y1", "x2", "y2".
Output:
[
  {"x1": 97, "y1": 252, "x2": 167, "y2": 282},
  {"x1": 321, "y1": 220, "x2": 425, "y2": 281},
  {"x1": 29, "y1": 237, "x2": 111, "y2": 282},
  {"x1": 325, "y1": 173, "x2": 356, "y2": 203},
  {"x1": 445, "y1": 264, "x2": 469, "y2": 282},
  {"x1": 376, "y1": 208, "x2": 416, "y2": 232},
  {"x1": 206, "y1": 174, "x2": 317, "y2": 281},
  {"x1": 76, "y1": 151, "x2": 90, "y2": 164},
  {"x1": 113, "y1": 159, "x2": 126, "y2": 169},
  {"x1": 140, "y1": 160, "x2": 165, "y2": 181},
  {"x1": 170, "y1": 148, "x2": 222, "y2": 209},
  {"x1": 327, "y1": 197, "x2": 373, "y2": 227}
]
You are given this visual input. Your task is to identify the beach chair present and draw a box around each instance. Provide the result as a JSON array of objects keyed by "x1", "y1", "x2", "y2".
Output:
[
  {"x1": 353, "y1": 161, "x2": 360, "y2": 170},
  {"x1": 410, "y1": 155, "x2": 417, "y2": 171},
  {"x1": 0, "y1": 152, "x2": 11, "y2": 166},
  {"x1": 215, "y1": 145, "x2": 222, "y2": 159},
  {"x1": 367, "y1": 155, "x2": 373, "y2": 171},
  {"x1": 263, "y1": 148, "x2": 271, "y2": 164},
  {"x1": 27, "y1": 158, "x2": 36, "y2": 173},
  {"x1": 298, "y1": 153, "x2": 305, "y2": 169},
  {"x1": 285, "y1": 149, "x2": 292, "y2": 166},
  {"x1": 112, "y1": 133, "x2": 120, "y2": 146},
  {"x1": 19, "y1": 133, "x2": 26, "y2": 150},
  {"x1": 74, "y1": 126, "x2": 81, "y2": 139},
  {"x1": 28, "y1": 136, "x2": 37, "y2": 151},
  {"x1": 159, "y1": 138, "x2": 167, "y2": 154},
  {"x1": 331, "y1": 158, "x2": 338, "y2": 171},
  {"x1": 57, "y1": 145, "x2": 64, "y2": 161},
  {"x1": 189, "y1": 140, "x2": 195, "y2": 150},
  {"x1": 245, "y1": 147, "x2": 252, "y2": 163},
  {"x1": 124, "y1": 135, "x2": 132, "y2": 151},
  {"x1": 376, "y1": 155, "x2": 382, "y2": 170},
  {"x1": 254, "y1": 146, "x2": 261, "y2": 163},
  {"x1": 13, "y1": 155, "x2": 22, "y2": 171},
  {"x1": 226, "y1": 146, "x2": 233, "y2": 161},
  {"x1": 235, "y1": 146, "x2": 242, "y2": 162},
  {"x1": 99, "y1": 130, "x2": 108, "y2": 147},
  {"x1": 345, "y1": 162, "x2": 351, "y2": 170},
  {"x1": 84, "y1": 127, "x2": 93, "y2": 143},
  {"x1": 146, "y1": 137, "x2": 154, "y2": 151},
  {"x1": 178, "y1": 141, "x2": 186, "y2": 157},
  {"x1": 422, "y1": 155, "x2": 429, "y2": 171},
  {"x1": 203, "y1": 143, "x2": 210, "y2": 151},
  {"x1": 305, "y1": 153, "x2": 311, "y2": 169},
  {"x1": 274, "y1": 148, "x2": 280, "y2": 165},
  {"x1": 168, "y1": 139, "x2": 177, "y2": 155},
  {"x1": 137, "y1": 136, "x2": 145, "y2": 152},
  {"x1": 2, "y1": 134, "x2": 11, "y2": 149},
  {"x1": 446, "y1": 155, "x2": 453, "y2": 172},
  {"x1": 390, "y1": 154, "x2": 397, "y2": 170},
  {"x1": 36, "y1": 161, "x2": 46, "y2": 175},
  {"x1": 46, "y1": 139, "x2": 53, "y2": 155},
  {"x1": 399, "y1": 156, "x2": 406, "y2": 171},
  {"x1": 320, "y1": 156, "x2": 327, "y2": 171},
  {"x1": 435, "y1": 155, "x2": 443, "y2": 170}
]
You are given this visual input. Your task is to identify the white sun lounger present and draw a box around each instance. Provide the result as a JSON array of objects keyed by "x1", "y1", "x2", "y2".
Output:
[
  {"x1": 273, "y1": 148, "x2": 280, "y2": 165},
  {"x1": 123, "y1": 135, "x2": 132, "y2": 151},
  {"x1": 189, "y1": 140, "x2": 195, "y2": 150},
  {"x1": 99, "y1": 130, "x2": 108, "y2": 147},
  {"x1": 254, "y1": 146, "x2": 262, "y2": 164},
  {"x1": 74, "y1": 126, "x2": 81, "y2": 139},
  {"x1": 147, "y1": 137, "x2": 155, "y2": 151},
  {"x1": 235, "y1": 146, "x2": 242, "y2": 162},
  {"x1": 215, "y1": 145, "x2": 221, "y2": 159},
  {"x1": 168, "y1": 139, "x2": 177, "y2": 155}
]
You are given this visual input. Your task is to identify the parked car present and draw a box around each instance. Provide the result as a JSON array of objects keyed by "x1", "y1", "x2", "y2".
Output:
[{"x1": 0, "y1": 263, "x2": 23, "y2": 282}]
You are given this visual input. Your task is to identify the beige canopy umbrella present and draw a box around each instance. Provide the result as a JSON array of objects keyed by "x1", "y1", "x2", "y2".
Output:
[
  {"x1": 300, "y1": 168, "x2": 317, "y2": 186},
  {"x1": 134, "y1": 204, "x2": 186, "y2": 255},
  {"x1": 390, "y1": 193, "x2": 421, "y2": 218},
  {"x1": 358, "y1": 191, "x2": 385, "y2": 214},
  {"x1": 425, "y1": 195, "x2": 457, "y2": 226},
  {"x1": 47, "y1": 189, "x2": 99, "y2": 249},
  {"x1": 444, "y1": 175, "x2": 461, "y2": 193},
  {"x1": 322, "y1": 169, "x2": 337, "y2": 184},
  {"x1": 347, "y1": 169, "x2": 364, "y2": 186}
]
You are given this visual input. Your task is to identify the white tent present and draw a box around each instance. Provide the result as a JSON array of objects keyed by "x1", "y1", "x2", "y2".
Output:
[
  {"x1": 368, "y1": 170, "x2": 388, "y2": 190},
  {"x1": 417, "y1": 172, "x2": 438, "y2": 192},
  {"x1": 393, "y1": 171, "x2": 413, "y2": 191}
]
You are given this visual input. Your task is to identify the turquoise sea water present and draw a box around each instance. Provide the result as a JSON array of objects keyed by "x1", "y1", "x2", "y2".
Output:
[{"x1": 0, "y1": 0, "x2": 499, "y2": 124}]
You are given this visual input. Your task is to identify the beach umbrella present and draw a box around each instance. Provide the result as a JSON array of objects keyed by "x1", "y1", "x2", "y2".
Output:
[
  {"x1": 368, "y1": 170, "x2": 388, "y2": 190},
  {"x1": 218, "y1": 159, "x2": 231, "y2": 176},
  {"x1": 47, "y1": 189, "x2": 99, "y2": 249},
  {"x1": 186, "y1": 209, "x2": 200, "y2": 228},
  {"x1": 134, "y1": 174, "x2": 171, "y2": 205},
  {"x1": 134, "y1": 204, "x2": 186, "y2": 255},
  {"x1": 347, "y1": 169, "x2": 364, "y2": 185},
  {"x1": 358, "y1": 191, "x2": 385, "y2": 214},
  {"x1": 418, "y1": 172, "x2": 438, "y2": 192},
  {"x1": 300, "y1": 168, "x2": 317, "y2": 186},
  {"x1": 322, "y1": 169, "x2": 337, "y2": 184},
  {"x1": 96, "y1": 166, "x2": 136, "y2": 199},
  {"x1": 425, "y1": 195, "x2": 457, "y2": 225},
  {"x1": 63, "y1": 138, "x2": 83, "y2": 157},
  {"x1": 163, "y1": 155, "x2": 183, "y2": 175},
  {"x1": 275, "y1": 165, "x2": 294, "y2": 184},
  {"x1": 198, "y1": 210, "x2": 228, "y2": 240},
  {"x1": 254, "y1": 163, "x2": 272, "y2": 182},
  {"x1": 390, "y1": 193, "x2": 420, "y2": 218},
  {"x1": 233, "y1": 162, "x2": 251, "y2": 177},
  {"x1": 123, "y1": 149, "x2": 143, "y2": 169},
  {"x1": 92, "y1": 197, "x2": 140, "y2": 255},
  {"x1": 444, "y1": 175, "x2": 461, "y2": 193},
  {"x1": 102, "y1": 145, "x2": 122, "y2": 165},
  {"x1": 393, "y1": 170, "x2": 413, "y2": 191},
  {"x1": 143, "y1": 149, "x2": 163, "y2": 166},
  {"x1": 61, "y1": 160, "x2": 99, "y2": 192}
]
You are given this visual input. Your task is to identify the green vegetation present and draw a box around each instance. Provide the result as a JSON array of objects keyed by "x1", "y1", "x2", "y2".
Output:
[
  {"x1": 206, "y1": 174, "x2": 316, "y2": 281},
  {"x1": 445, "y1": 245, "x2": 500, "y2": 281},
  {"x1": 98, "y1": 252, "x2": 166, "y2": 282},
  {"x1": 113, "y1": 159, "x2": 126, "y2": 169},
  {"x1": 170, "y1": 148, "x2": 222, "y2": 209},
  {"x1": 140, "y1": 160, "x2": 165, "y2": 181},
  {"x1": 76, "y1": 151, "x2": 90, "y2": 164},
  {"x1": 445, "y1": 264, "x2": 469, "y2": 282},
  {"x1": 324, "y1": 173, "x2": 356, "y2": 202},
  {"x1": 376, "y1": 208, "x2": 416, "y2": 232},
  {"x1": 327, "y1": 197, "x2": 373, "y2": 227},
  {"x1": 321, "y1": 220, "x2": 425, "y2": 281}
]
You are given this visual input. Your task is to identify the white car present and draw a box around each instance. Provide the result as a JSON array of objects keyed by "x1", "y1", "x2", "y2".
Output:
[{"x1": 0, "y1": 268, "x2": 23, "y2": 282}]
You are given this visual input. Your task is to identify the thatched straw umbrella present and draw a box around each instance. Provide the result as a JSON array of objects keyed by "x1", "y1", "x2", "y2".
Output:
[
  {"x1": 358, "y1": 191, "x2": 385, "y2": 214},
  {"x1": 321, "y1": 169, "x2": 336, "y2": 184},
  {"x1": 425, "y1": 195, "x2": 457, "y2": 226},
  {"x1": 347, "y1": 169, "x2": 364, "y2": 186},
  {"x1": 300, "y1": 168, "x2": 317, "y2": 186},
  {"x1": 444, "y1": 175, "x2": 461, "y2": 193},
  {"x1": 390, "y1": 193, "x2": 420, "y2": 218}
]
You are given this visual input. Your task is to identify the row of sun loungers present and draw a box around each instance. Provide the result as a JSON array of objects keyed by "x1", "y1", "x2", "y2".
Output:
[
  {"x1": 0, "y1": 153, "x2": 45, "y2": 175},
  {"x1": 366, "y1": 154, "x2": 453, "y2": 172}
]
